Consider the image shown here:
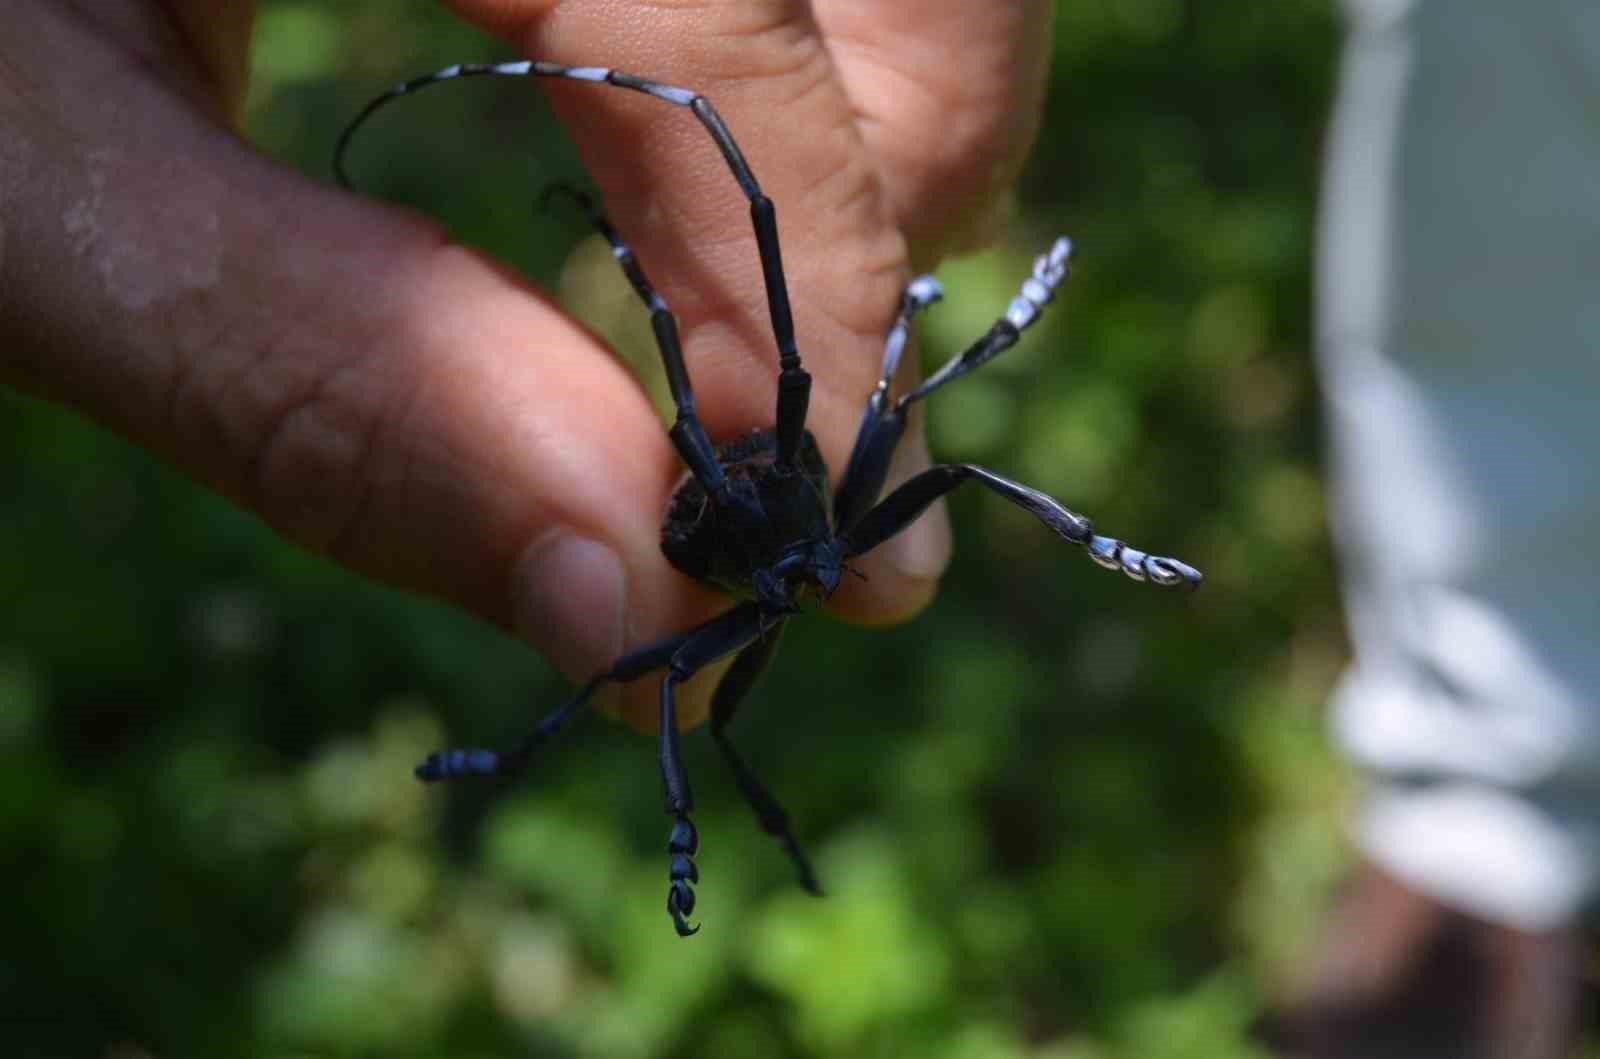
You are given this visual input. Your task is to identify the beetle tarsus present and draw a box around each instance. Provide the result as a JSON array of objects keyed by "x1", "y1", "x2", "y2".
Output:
[
  {"x1": 1087, "y1": 535, "x2": 1203, "y2": 590},
  {"x1": 414, "y1": 747, "x2": 500, "y2": 780},
  {"x1": 667, "y1": 813, "x2": 701, "y2": 937}
]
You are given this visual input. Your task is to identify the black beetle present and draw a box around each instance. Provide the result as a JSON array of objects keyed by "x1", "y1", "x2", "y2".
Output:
[{"x1": 337, "y1": 59, "x2": 1202, "y2": 937}]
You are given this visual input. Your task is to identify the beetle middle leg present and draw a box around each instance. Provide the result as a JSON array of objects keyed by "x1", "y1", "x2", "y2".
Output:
[{"x1": 842, "y1": 463, "x2": 1202, "y2": 589}]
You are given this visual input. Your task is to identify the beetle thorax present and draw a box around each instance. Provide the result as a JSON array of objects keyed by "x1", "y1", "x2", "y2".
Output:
[{"x1": 660, "y1": 428, "x2": 837, "y2": 605}]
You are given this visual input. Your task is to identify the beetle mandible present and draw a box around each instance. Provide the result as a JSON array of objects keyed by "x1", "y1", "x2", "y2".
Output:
[{"x1": 336, "y1": 59, "x2": 1203, "y2": 937}]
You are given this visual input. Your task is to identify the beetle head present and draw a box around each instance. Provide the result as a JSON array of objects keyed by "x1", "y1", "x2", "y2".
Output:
[{"x1": 755, "y1": 539, "x2": 843, "y2": 613}]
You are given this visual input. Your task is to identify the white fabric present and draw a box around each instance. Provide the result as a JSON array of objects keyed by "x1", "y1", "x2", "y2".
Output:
[{"x1": 1320, "y1": 0, "x2": 1600, "y2": 930}]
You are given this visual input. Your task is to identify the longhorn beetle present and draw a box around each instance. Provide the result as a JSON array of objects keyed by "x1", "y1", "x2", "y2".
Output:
[{"x1": 336, "y1": 59, "x2": 1203, "y2": 938}]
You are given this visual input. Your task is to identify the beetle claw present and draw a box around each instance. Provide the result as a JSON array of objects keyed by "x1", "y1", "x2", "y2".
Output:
[{"x1": 668, "y1": 880, "x2": 700, "y2": 936}]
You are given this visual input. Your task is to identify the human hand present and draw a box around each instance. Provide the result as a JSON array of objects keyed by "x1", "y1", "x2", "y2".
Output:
[{"x1": 0, "y1": 0, "x2": 1052, "y2": 729}]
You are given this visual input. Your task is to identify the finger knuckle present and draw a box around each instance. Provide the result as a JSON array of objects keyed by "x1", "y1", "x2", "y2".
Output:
[{"x1": 247, "y1": 348, "x2": 391, "y2": 558}]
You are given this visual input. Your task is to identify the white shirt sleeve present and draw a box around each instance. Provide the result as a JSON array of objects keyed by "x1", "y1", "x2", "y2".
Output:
[{"x1": 1319, "y1": 0, "x2": 1600, "y2": 929}]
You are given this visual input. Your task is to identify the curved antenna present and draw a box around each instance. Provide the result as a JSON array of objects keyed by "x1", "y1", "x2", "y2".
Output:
[
  {"x1": 337, "y1": 61, "x2": 727, "y2": 188},
  {"x1": 334, "y1": 59, "x2": 813, "y2": 468}
]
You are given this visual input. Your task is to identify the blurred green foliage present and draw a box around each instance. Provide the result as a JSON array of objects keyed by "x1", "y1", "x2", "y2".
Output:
[{"x1": 2, "y1": 2, "x2": 1377, "y2": 1056}]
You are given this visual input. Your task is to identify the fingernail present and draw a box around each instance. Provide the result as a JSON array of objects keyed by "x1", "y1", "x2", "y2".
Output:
[{"x1": 512, "y1": 531, "x2": 626, "y2": 681}]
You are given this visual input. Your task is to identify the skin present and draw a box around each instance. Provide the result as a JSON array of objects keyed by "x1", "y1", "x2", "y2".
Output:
[{"x1": 0, "y1": 0, "x2": 1053, "y2": 729}]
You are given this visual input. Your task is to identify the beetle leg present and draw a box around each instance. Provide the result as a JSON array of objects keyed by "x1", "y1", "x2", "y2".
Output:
[
  {"x1": 412, "y1": 620, "x2": 698, "y2": 781},
  {"x1": 841, "y1": 463, "x2": 1203, "y2": 590},
  {"x1": 833, "y1": 238, "x2": 1073, "y2": 534},
  {"x1": 708, "y1": 620, "x2": 821, "y2": 895},
  {"x1": 655, "y1": 602, "x2": 772, "y2": 936},
  {"x1": 833, "y1": 275, "x2": 944, "y2": 533}
]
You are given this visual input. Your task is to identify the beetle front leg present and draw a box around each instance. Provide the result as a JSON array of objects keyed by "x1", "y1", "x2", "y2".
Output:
[
  {"x1": 657, "y1": 668, "x2": 702, "y2": 937},
  {"x1": 653, "y1": 602, "x2": 772, "y2": 936},
  {"x1": 414, "y1": 625, "x2": 695, "y2": 781},
  {"x1": 833, "y1": 275, "x2": 944, "y2": 534}
]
